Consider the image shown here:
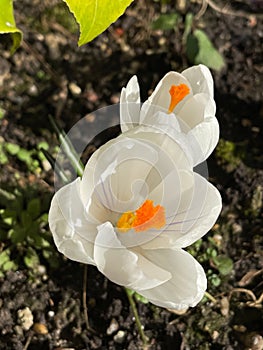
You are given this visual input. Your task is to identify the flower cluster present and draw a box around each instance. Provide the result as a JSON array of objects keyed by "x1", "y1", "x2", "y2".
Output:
[{"x1": 49, "y1": 65, "x2": 222, "y2": 310}]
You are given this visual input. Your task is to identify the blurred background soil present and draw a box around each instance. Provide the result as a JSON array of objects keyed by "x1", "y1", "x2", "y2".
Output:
[{"x1": 0, "y1": 0, "x2": 262, "y2": 349}]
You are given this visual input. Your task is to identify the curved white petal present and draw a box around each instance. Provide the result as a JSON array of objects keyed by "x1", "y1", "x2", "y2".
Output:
[
  {"x1": 138, "y1": 248, "x2": 207, "y2": 309},
  {"x1": 125, "y1": 125, "x2": 193, "y2": 170},
  {"x1": 141, "y1": 172, "x2": 222, "y2": 249},
  {"x1": 168, "y1": 173, "x2": 222, "y2": 247},
  {"x1": 176, "y1": 93, "x2": 216, "y2": 131},
  {"x1": 182, "y1": 64, "x2": 214, "y2": 98},
  {"x1": 141, "y1": 72, "x2": 193, "y2": 120},
  {"x1": 186, "y1": 116, "x2": 220, "y2": 166},
  {"x1": 120, "y1": 75, "x2": 141, "y2": 132},
  {"x1": 79, "y1": 145, "x2": 101, "y2": 205},
  {"x1": 82, "y1": 132, "x2": 192, "y2": 218},
  {"x1": 140, "y1": 109, "x2": 181, "y2": 133},
  {"x1": 81, "y1": 136, "x2": 155, "y2": 210},
  {"x1": 94, "y1": 222, "x2": 171, "y2": 290},
  {"x1": 116, "y1": 168, "x2": 183, "y2": 249},
  {"x1": 49, "y1": 178, "x2": 97, "y2": 265}
]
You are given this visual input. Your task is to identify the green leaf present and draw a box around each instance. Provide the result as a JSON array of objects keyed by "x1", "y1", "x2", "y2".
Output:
[
  {"x1": 17, "y1": 148, "x2": 32, "y2": 163},
  {"x1": 0, "y1": 107, "x2": 5, "y2": 120},
  {"x1": 21, "y1": 210, "x2": 32, "y2": 228},
  {"x1": 1, "y1": 209, "x2": 17, "y2": 225},
  {"x1": 151, "y1": 13, "x2": 179, "y2": 31},
  {"x1": 186, "y1": 29, "x2": 225, "y2": 71},
  {"x1": 5, "y1": 142, "x2": 20, "y2": 155},
  {"x1": 0, "y1": 144, "x2": 8, "y2": 165},
  {"x1": 43, "y1": 249, "x2": 60, "y2": 268},
  {"x1": 27, "y1": 198, "x2": 41, "y2": 220},
  {"x1": 48, "y1": 115, "x2": 84, "y2": 177},
  {"x1": 0, "y1": 188, "x2": 16, "y2": 202},
  {"x1": 37, "y1": 141, "x2": 49, "y2": 151},
  {"x1": 63, "y1": 0, "x2": 134, "y2": 45},
  {"x1": 0, "y1": 250, "x2": 10, "y2": 267},
  {"x1": 210, "y1": 273, "x2": 221, "y2": 287},
  {"x1": 213, "y1": 255, "x2": 233, "y2": 276},
  {"x1": 10, "y1": 226, "x2": 27, "y2": 243},
  {"x1": 3, "y1": 260, "x2": 17, "y2": 272},
  {"x1": 24, "y1": 247, "x2": 40, "y2": 269},
  {"x1": 182, "y1": 13, "x2": 193, "y2": 45},
  {"x1": 0, "y1": 0, "x2": 23, "y2": 54},
  {"x1": 38, "y1": 213, "x2": 48, "y2": 224}
]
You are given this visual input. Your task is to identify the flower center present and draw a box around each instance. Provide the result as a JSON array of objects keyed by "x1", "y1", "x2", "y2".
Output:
[
  {"x1": 116, "y1": 199, "x2": 166, "y2": 233},
  {"x1": 168, "y1": 84, "x2": 190, "y2": 113}
]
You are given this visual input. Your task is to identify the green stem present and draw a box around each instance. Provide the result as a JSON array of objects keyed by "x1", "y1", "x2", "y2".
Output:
[
  {"x1": 204, "y1": 291, "x2": 217, "y2": 303},
  {"x1": 125, "y1": 288, "x2": 148, "y2": 346}
]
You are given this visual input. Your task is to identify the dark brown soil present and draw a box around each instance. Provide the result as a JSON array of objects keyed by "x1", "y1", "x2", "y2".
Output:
[{"x1": 0, "y1": 1, "x2": 262, "y2": 349}]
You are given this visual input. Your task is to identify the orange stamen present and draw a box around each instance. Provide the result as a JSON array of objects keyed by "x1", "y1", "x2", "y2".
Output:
[
  {"x1": 116, "y1": 200, "x2": 166, "y2": 233},
  {"x1": 168, "y1": 84, "x2": 190, "y2": 113}
]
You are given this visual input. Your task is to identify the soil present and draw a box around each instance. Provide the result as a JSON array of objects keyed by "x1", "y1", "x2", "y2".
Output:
[{"x1": 0, "y1": 1, "x2": 263, "y2": 349}]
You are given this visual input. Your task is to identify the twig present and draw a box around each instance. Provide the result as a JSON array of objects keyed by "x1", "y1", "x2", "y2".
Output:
[
  {"x1": 247, "y1": 292, "x2": 263, "y2": 308},
  {"x1": 83, "y1": 264, "x2": 90, "y2": 330},
  {"x1": 81, "y1": 265, "x2": 97, "y2": 335},
  {"x1": 125, "y1": 288, "x2": 149, "y2": 346},
  {"x1": 23, "y1": 332, "x2": 33, "y2": 350},
  {"x1": 205, "y1": 0, "x2": 262, "y2": 19},
  {"x1": 195, "y1": 0, "x2": 208, "y2": 20},
  {"x1": 229, "y1": 287, "x2": 257, "y2": 301}
]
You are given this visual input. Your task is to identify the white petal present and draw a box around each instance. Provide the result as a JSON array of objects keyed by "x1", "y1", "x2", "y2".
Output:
[
  {"x1": 80, "y1": 135, "x2": 154, "y2": 211},
  {"x1": 186, "y1": 116, "x2": 220, "y2": 166},
  {"x1": 138, "y1": 111, "x2": 193, "y2": 162},
  {"x1": 140, "y1": 109, "x2": 181, "y2": 133},
  {"x1": 138, "y1": 248, "x2": 207, "y2": 309},
  {"x1": 182, "y1": 64, "x2": 214, "y2": 98},
  {"x1": 116, "y1": 168, "x2": 186, "y2": 249},
  {"x1": 94, "y1": 222, "x2": 171, "y2": 290},
  {"x1": 120, "y1": 75, "x2": 141, "y2": 132},
  {"x1": 148, "y1": 168, "x2": 183, "y2": 217},
  {"x1": 176, "y1": 93, "x2": 216, "y2": 131},
  {"x1": 49, "y1": 178, "x2": 97, "y2": 265},
  {"x1": 168, "y1": 173, "x2": 222, "y2": 247},
  {"x1": 141, "y1": 72, "x2": 193, "y2": 120},
  {"x1": 79, "y1": 146, "x2": 101, "y2": 205},
  {"x1": 125, "y1": 125, "x2": 193, "y2": 170},
  {"x1": 141, "y1": 172, "x2": 222, "y2": 249},
  {"x1": 83, "y1": 133, "x2": 190, "y2": 217},
  {"x1": 97, "y1": 138, "x2": 160, "y2": 213}
]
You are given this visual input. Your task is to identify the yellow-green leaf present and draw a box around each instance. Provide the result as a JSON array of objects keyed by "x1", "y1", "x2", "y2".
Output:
[
  {"x1": 186, "y1": 29, "x2": 225, "y2": 71},
  {"x1": 0, "y1": 0, "x2": 22, "y2": 53},
  {"x1": 63, "y1": 0, "x2": 134, "y2": 45}
]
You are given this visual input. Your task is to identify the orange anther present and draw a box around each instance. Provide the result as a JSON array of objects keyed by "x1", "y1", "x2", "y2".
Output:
[{"x1": 117, "y1": 200, "x2": 166, "y2": 233}]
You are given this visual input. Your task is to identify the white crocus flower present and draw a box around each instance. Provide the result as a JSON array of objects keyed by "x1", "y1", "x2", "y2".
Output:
[
  {"x1": 120, "y1": 64, "x2": 219, "y2": 166},
  {"x1": 49, "y1": 129, "x2": 222, "y2": 310}
]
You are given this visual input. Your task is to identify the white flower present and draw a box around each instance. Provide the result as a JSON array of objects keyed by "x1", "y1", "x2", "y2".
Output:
[
  {"x1": 120, "y1": 64, "x2": 219, "y2": 166},
  {"x1": 49, "y1": 129, "x2": 222, "y2": 310}
]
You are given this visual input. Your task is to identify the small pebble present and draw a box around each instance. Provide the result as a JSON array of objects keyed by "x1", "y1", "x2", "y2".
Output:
[
  {"x1": 48, "y1": 310, "x2": 55, "y2": 318},
  {"x1": 17, "y1": 307, "x2": 34, "y2": 331},
  {"x1": 114, "y1": 330, "x2": 126, "y2": 344},
  {"x1": 106, "y1": 318, "x2": 119, "y2": 335},
  {"x1": 33, "y1": 322, "x2": 48, "y2": 335},
  {"x1": 69, "y1": 82, "x2": 82, "y2": 96},
  {"x1": 28, "y1": 84, "x2": 38, "y2": 96}
]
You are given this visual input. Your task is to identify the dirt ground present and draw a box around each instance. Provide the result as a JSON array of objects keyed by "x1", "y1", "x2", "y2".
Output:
[{"x1": 0, "y1": 0, "x2": 262, "y2": 349}]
